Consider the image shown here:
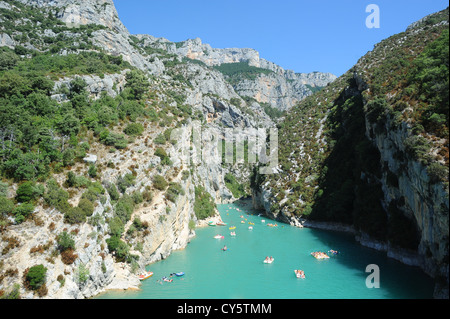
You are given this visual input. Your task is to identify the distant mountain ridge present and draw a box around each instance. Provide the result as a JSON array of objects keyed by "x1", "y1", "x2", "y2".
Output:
[{"x1": 136, "y1": 35, "x2": 337, "y2": 110}]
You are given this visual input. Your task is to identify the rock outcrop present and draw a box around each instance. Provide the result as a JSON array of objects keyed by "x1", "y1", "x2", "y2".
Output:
[{"x1": 173, "y1": 37, "x2": 337, "y2": 110}]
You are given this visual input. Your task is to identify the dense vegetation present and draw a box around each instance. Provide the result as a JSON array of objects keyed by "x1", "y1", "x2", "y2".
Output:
[
  {"x1": 361, "y1": 16, "x2": 449, "y2": 181},
  {"x1": 213, "y1": 61, "x2": 274, "y2": 86},
  {"x1": 193, "y1": 186, "x2": 216, "y2": 220},
  {"x1": 224, "y1": 173, "x2": 246, "y2": 199},
  {"x1": 0, "y1": 1, "x2": 197, "y2": 266}
]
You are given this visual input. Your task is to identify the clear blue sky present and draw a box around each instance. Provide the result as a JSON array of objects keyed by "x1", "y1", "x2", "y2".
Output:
[{"x1": 114, "y1": 0, "x2": 448, "y2": 77}]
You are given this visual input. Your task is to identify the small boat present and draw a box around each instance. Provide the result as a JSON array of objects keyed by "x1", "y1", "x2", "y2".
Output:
[
  {"x1": 241, "y1": 220, "x2": 245, "y2": 224},
  {"x1": 208, "y1": 221, "x2": 216, "y2": 226},
  {"x1": 328, "y1": 249, "x2": 339, "y2": 255},
  {"x1": 229, "y1": 226, "x2": 236, "y2": 230},
  {"x1": 311, "y1": 251, "x2": 330, "y2": 259},
  {"x1": 248, "y1": 226, "x2": 253, "y2": 230},
  {"x1": 139, "y1": 271, "x2": 154, "y2": 281},
  {"x1": 175, "y1": 272, "x2": 185, "y2": 277},
  {"x1": 263, "y1": 257, "x2": 274, "y2": 264},
  {"x1": 261, "y1": 220, "x2": 265, "y2": 223},
  {"x1": 248, "y1": 222, "x2": 255, "y2": 225},
  {"x1": 216, "y1": 221, "x2": 227, "y2": 226},
  {"x1": 162, "y1": 277, "x2": 173, "y2": 283},
  {"x1": 294, "y1": 270, "x2": 305, "y2": 279},
  {"x1": 214, "y1": 235, "x2": 224, "y2": 239},
  {"x1": 230, "y1": 232, "x2": 236, "y2": 236}
]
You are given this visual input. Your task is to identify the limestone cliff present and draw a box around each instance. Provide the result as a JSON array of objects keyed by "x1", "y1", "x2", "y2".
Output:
[
  {"x1": 252, "y1": 7, "x2": 449, "y2": 298},
  {"x1": 173, "y1": 37, "x2": 337, "y2": 110},
  {"x1": 1, "y1": 0, "x2": 447, "y2": 300}
]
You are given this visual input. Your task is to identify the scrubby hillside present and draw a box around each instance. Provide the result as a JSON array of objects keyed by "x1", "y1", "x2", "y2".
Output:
[{"x1": 0, "y1": 0, "x2": 278, "y2": 298}]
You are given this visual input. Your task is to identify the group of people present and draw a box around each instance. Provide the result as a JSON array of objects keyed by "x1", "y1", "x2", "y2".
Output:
[
  {"x1": 264, "y1": 256, "x2": 274, "y2": 263},
  {"x1": 294, "y1": 269, "x2": 306, "y2": 279},
  {"x1": 311, "y1": 251, "x2": 330, "y2": 259}
]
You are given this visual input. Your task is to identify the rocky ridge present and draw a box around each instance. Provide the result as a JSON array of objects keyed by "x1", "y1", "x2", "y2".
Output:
[{"x1": 134, "y1": 36, "x2": 337, "y2": 110}]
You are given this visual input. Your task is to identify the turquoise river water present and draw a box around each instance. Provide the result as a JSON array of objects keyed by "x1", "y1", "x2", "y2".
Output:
[{"x1": 97, "y1": 200, "x2": 435, "y2": 299}]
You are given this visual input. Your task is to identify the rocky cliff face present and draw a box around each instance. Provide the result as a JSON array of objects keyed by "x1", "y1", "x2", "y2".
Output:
[
  {"x1": 0, "y1": 0, "x2": 276, "y2": 299},
  {"x1": 252, "y1": 8, "x2": 449, "y2": 298},
  {"x1": 173, "y1": 37, "x2": 337, "y2": 110},
  {"x1": 16, "y1": 0, "x2": 127, "y2": 33},
  {"x1": 1, "y1": 0, "x2": 447, "y2": 300}
]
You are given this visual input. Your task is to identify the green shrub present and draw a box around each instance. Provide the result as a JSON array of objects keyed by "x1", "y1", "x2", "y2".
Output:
[
  {"x1": 154, "y1": 134, "x2": 166, "y2": 145},
  {"x1": 114, "y1": 195, "x2": 135, "y2": 224},
  {"x1": 88, "y1": 165, "x2": 97, "y2": 178},
  {"x1": 66, "y1": 171, "x2": 77, "y2": 187},
  {"x1": 13, "y1": 202, "x2": 34, "y2": 224},
  {"x1": 75, "y1": 263, "x2": 90, "y2": 286},
  {"x1": 16, "y1": 181, "x2": 43, "y2": 203},
  {"x1": 64, "y1": 206, "x2": 86, "y2": 224},
  {"x1": 44, "y1": 179, "x2": 71, "y2": 213},
  {"x1": 365, "y1": 97, "x2": 390, "y2": 125},
  {"x1": 26, "y1": 265, "x2": 47, "y2": 290},
  {"x1": 78, "y1": 198, "x2": 94, "y2": 217},
  {"x1": 403, "y1": 135, "x2": 431, "y2": 162},
  {"x1": 427, "y1": 162, "x2": 448, "y2": 184},
  {"x1": 166, "y1": 183, "x2": 185, "y2": 202},
  {"x1": 125, "y1": 69, "x2": 149, "y2": 100},
  {"x1": 154, "y1": 147, "x2": 172, "y2": 165},
  {"x1": 0, "y1": 196, "x2": 15, "y2": 216},
  {"x1": 101, "y1": 131, "x2": 128, "y2": 149},
  {"x1": 193, "y1": 186, "x2": 216, "y2": 220},
  {"x1": 132, "y1": 191, "x2": 143, "y2": 204},
  {"x1": 124, "y1": 123, "x2": 144, "y2": 136},
  {"x1": 117, "y1": 173, "x2": 136, "y2": 193},
  {"x1": 152, "y1": 175, "x2": 168, "y2": 191},
  {"x1": 224, "y1": 173, "x2": 246, "y2": 199},
  {"x1": 108, "y1": 216, "x2": 124, "y2": 237},
  {"x1": 0, "y1": 181, "x2": 8, "y2": 197},
  {"x1": 181, "y1": 170, "x2": 190, "y2": 181},
  {"x1": 0, "y1": 50, "x2": 19, "y2": 71},
  {"x1": 107, "y1": 183, "x2": 120, "y2": 201},
  {"x1": 106, "y1": 235, "x2": 130, "y2": 262},
  {"x1": 56, "y1": 231, "x2": 75, "y2": 252}
]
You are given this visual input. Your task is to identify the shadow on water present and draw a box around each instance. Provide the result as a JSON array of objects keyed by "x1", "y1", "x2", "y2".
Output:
[
  {"x1": 301, "y1": 226, "x2": 435, "y2": 299},
  {"x1": 234, "y1": 199, "x2": 435, "y2": 299}
]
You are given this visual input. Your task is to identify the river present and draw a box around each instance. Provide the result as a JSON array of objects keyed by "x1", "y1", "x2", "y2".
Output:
[{"x1": 96, "y1": 200, "x2": 434, "y2": 299}]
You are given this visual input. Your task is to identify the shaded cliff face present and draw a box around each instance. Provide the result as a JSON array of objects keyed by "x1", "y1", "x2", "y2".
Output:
[{"x1": 253, "y1": 7, "x2": 449, "y2": 297}]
